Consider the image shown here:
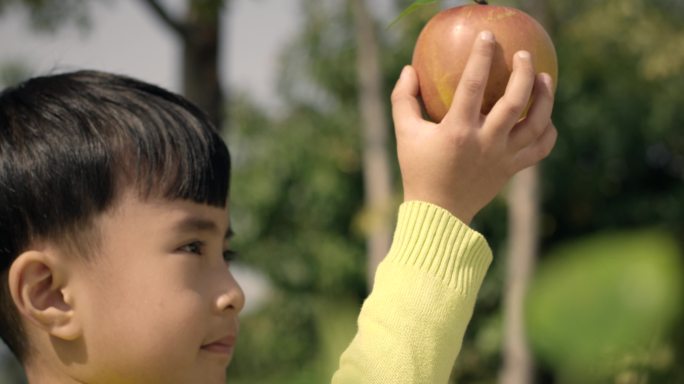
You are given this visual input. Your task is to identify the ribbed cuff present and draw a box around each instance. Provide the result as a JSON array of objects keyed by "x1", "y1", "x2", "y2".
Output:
[{"x1": 384, "y1": 201, "x2": 493, "y2": 296}]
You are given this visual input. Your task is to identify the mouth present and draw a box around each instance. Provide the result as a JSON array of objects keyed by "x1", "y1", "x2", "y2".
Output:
[{"x1": 201, "y1": 335, "x2": 237, "y2": 355}]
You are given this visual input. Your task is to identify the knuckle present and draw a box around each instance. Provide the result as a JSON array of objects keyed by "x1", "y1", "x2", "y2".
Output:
[
  {"x1": 501, "y1": 98, "x2": 527, "y2": 118},
  {"x1": 531, "y1": 121, "x2": 546, "y2": 138},
  {"x1": 390, "y1": 87, "x2": 403, "y2": 104},
  {"x1": 449, "y1": 129, "x2": 472, "y2": 148},
  {"x1": 537, "y1": 136, "x2": 555, "y2": 159},
  {"x1": 544, "y1": 126, "x2": 559, "y2": 154},
  {"x1": 520, "y1": 120, "x2": 547, "y2": 141},
  {"x1": 391, "y1": 91, "x2": 409, "y2": 107},
  {"x1": 537, "y1": 144, "x2": 550, "y2": 160},
  {"x1": 462, "y1": 78, "x2": 485, "y2": 95}
]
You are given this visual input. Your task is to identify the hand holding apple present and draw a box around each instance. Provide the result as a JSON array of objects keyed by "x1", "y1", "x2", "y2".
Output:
[
  {"x1": 412, "y1": 1, "x2": 558, "y2": 122},
  {"x1": 391, "y1": 31, "x2": 557, "y2": 224}
]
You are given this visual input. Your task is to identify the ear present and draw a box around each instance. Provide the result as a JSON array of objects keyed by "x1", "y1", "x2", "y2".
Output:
[{"x1": 8, "y1": 250, "x2": 82, "y2": 341}]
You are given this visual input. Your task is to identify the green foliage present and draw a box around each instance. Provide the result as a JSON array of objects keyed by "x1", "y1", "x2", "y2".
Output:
[
  {"x1": 527, "y1": 230, "x2": 683, "y2": 382},
  {"x1": 228, "y1": 292, "x2": 319, "y2": 380},
  {"x1": 386, "y1": 0, "x2": 439, "y2": 29},
  {"x1": 0, "y1": 0, "x2": 93, "y2": 32},
  {"x1": 228, "y1": 291, "x2": 360, "y2": 383},
  {"x1": 541, "y1": 0, "x2": 684, "y2": 244},
  {"x1": 226, "y1": 2, "x2": 415, "y2": 379},
  {"x1": 0, "y1": 61, "x2": 32, "y2": 87},
  {"x1": 228, "y1": 93, "x2": 367, "y2": 296}
]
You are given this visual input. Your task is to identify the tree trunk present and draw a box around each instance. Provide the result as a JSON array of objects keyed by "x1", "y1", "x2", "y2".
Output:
[
  {"x1": 140, "y1": 0, "x2": 226, "y2": 131},
  {"x1": 350, "y1": 0, "x2": 394, "y2": 288},
  {"x1": 501, "y1": 166, "x2": 539, "y2": 384},
  {"x1": 500, "y1": 1, "x2": 553, "y2": 383},
  {"x1": 183, "y1": 2, "x2": 224, "y2": 131}
]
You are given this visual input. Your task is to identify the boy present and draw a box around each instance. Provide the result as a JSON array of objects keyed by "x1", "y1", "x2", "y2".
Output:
[{"x1": 0, "y1": 31, "x2": 555, "y2": 383}]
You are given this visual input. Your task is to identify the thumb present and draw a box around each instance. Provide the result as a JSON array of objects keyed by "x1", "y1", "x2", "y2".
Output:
[{"x1": 391, "y1": 66, "x2": 425, "y2": 134}]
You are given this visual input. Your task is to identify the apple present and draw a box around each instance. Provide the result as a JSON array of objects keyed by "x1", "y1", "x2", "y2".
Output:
[{"x1": 411, "y1": 0, "x2": 558, "y2": 122}]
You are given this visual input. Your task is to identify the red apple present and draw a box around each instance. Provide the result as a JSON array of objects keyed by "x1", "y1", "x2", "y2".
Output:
[{"x1": 411, "y1": 1, "x2": 558, "y2": 122}]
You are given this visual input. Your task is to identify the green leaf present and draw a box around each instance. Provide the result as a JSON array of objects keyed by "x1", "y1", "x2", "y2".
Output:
[
  {"x1": 526, "y1": 229, "x2": 684, "y2": 380},
  {"x1": 386, "y1": 0, "x2": 438, "y2": 30}
]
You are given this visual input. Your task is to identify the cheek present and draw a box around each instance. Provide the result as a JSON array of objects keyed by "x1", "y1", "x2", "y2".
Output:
[{"x1": 78, "y1": 261, "x2": 210, "y2": 379}]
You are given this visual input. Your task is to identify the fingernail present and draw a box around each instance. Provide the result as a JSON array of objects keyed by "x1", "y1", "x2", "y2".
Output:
[
  {"x1": 516, "y1": 51, "x2": 531, "y2": 60},
  {"x1": 479, "y1": 30, "x2": 494, "y2": 42},
  {"x1": 399, "y1": 65, "x2": 410, "y2": 79},
  {"x1": 540, "y1": 73, "x2": 553, "y2": 89}
]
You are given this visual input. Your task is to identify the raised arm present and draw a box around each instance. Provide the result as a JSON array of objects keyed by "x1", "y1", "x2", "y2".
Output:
[{"x1": 332, "y1": 31, "x2": 556, "y2": 383}]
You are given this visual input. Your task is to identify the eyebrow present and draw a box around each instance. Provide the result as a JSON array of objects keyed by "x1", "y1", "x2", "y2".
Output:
[{"x1": 173, "y1": 216, "x2": 234, "y2": 239}]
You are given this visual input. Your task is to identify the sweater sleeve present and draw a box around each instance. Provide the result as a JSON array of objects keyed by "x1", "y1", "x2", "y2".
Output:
[{"x1": 331, "y1": 201, "x2": 493, "y2": 384}]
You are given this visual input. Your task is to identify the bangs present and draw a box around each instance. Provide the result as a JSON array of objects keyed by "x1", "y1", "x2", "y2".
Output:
[{"x1": 109, "y1": 83, "x2": 231, "y2": 207}]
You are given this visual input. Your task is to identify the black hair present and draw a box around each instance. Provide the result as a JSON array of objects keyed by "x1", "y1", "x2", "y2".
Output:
[{"x1": 0, "y1": 70, "x2": 231, "y2": 361}]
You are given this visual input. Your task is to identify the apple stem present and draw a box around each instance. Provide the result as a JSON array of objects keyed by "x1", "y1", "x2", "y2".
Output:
[{"x1": 474, "y1": 0, "x2": 488, "y2": 4}]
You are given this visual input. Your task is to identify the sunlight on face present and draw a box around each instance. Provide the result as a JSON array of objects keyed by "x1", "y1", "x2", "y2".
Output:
[{"x1": 70, "y1": 190, "x2": 244, "y2": 384}]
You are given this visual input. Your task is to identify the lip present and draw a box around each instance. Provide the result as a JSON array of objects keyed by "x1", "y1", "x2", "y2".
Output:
[{"x1": 201, "y1": 335, "x2": 237, "y2": 355}]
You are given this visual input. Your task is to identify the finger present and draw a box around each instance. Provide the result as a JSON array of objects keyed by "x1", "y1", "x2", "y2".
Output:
[
  {"x1": 512, "y1": 121, "x2": 557, "y2": 172},
  {"x1": 391, "y1": 65, "x2": 425, "y2": 133},
  {"x1": 485, "y1": 51, "x2": 535, "y2": 136},
  {"x1": 509, "y1": 73, "x2": 555, "y2": 151},
  {"x1": 443, "y1": 30, "x2": 496, "y2": 125}
]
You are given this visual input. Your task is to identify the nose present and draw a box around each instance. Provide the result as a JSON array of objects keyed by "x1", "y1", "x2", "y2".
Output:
[{"x1": 215, "y1": 270, "x2": 246, "y2": 314}]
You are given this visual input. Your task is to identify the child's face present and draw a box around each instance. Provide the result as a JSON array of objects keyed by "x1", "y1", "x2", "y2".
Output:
[{"x1": 67, "y1": 190, "x2": 244, "y2": 384}]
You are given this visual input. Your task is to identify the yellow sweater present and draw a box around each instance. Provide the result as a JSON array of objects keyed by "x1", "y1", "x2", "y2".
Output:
[{"x1": 332, "y1": 201, "x2": 493, "y2": 383}]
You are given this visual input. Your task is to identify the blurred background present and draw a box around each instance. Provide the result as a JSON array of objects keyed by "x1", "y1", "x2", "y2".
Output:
[{"x1": 1, "y1": 0, "x2": 683, "y2": 383}]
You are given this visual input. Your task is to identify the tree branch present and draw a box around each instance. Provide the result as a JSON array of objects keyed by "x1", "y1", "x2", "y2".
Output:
[{"x1": 140, "y1": 0, "x2": 187, "y2": 38}]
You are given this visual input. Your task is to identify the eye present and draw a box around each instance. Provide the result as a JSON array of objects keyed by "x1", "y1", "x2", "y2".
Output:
[{"x1": 180, "y1": 241, "x2": 204, "y2": 256}]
